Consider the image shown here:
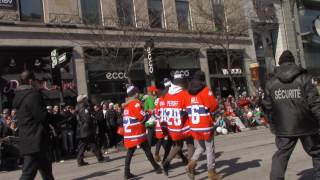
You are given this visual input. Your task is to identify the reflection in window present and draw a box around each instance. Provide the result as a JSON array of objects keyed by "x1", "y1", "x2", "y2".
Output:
[
  {"x1": 116, "y1": 0, "x2": 135, "y2": 27},
  {"x1": 81, "y1": 0, "x2": 102, "y2": 25},
  {"x1": 19, "y1": 0, "x2": 43, "y2": 22},
  {"x1": 175, "y1": 0, "x2": 191, "y2": 31},
  {"x1": 212, "y1": 0, "x2": 225, "y2": 31},
  {"x1": 148, "y1": 0, "x2": 164, "y2": 28}
]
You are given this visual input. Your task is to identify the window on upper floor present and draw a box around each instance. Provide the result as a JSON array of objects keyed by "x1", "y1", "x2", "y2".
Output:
[
  {"x1": 81, "y1": 0, "x2": 102, "y2": 25},
  {"x1": 116, "y1": 0, "x2": 135, "y2": 27},
  {"x1": 19, "y1": 0, "x2": 43, "y2": 22},
  {"x1": 175, "y1": 0, "x2": 191, "y2": 31},
  {"x1": 148, "y1": 0, "x2": 164, "y2": 29},
  {"x1": 212, "y1": 0, "x2": 225, "y2": 31}
]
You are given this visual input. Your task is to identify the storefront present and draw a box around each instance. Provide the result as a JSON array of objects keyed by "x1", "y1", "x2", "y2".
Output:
[
  {"x1": 0, "y1": 47, "x2": 77, "y2": 109},
  {"x1": 207, "y1": 50, "x2": 247, "y2": 98},
  {"x1": 86, "y1": 48, "x2": 200, "y2": 104}
]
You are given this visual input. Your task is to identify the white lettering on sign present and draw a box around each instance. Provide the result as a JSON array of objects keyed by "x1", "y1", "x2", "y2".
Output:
[
  {"x1": 105, "y1": 72, "x2": 128, "y2": 80},
  {"x1": 0, "y1": 0, "x2": 13, "y2": 4},
  {"x1": 147, "y1": 47, "x2": 154, "y2": 74},
  {"x1": 170, "y1": 70, "x2": 190, "y2": 77},
  {"x1": 222, "y1": 68, "x2": 242, "y2": 75}
]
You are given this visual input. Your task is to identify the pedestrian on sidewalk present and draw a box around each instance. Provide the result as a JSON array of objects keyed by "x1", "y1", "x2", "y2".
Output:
[{"x1": 263, "y1": 50, "x2": 320, "y2": 180}]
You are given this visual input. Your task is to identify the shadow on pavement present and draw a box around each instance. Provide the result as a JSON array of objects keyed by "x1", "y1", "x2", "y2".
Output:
[
  {"x1": 198, "y1": 157, "x2": 262, "y2": 179},
  {"x1": 71, "y1": 169, "x2": 120, "y2": 180},
  {"x1": 297, "y1": 168, "x2": 314, "y2": 180}
]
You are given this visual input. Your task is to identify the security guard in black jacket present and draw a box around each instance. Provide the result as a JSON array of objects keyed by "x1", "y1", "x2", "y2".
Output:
[{"x1": 263, "y1": 50, "x2": 320, "y2": 180}]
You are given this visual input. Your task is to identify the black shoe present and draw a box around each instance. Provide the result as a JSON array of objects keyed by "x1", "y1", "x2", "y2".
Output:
[
  {"x1": 78, "y1": 162, "x2": 89, "y2": 167},
  {"x1": 181, "y1": 157, "x2": 188, "y2": 165},
  {"x1": 98, "y1": 157, "x2": 109, "y2": 163},
  {"x1": 124, "y1": 173, "x2": 136, "y2": 180},
  {"x1": 154, "y1": 165, "x2": 162, "y2": 174},
  {"x1": 162, "y1": 162, "x2": 169, "y2": 176}
]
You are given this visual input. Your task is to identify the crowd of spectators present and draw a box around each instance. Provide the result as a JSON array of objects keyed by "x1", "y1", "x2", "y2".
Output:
[
  {"x1": 213, "y1": 92, "x2": 268, "y2": 135},
  {"x1": 0, "y1": 102, "x2": 123, "y2": 170}
]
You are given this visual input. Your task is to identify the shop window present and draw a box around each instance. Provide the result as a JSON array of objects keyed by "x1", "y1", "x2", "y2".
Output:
[
  {"x1": 116, "y1": 0, "x2": 135, "y2": 27},
  {"x1": 81, "y1": 0, "x2": 102, "y2": 25},
  {"x1": 207, "y1": 51, "x2": 243, "y2": 75},
  {"x1": 175, "y1": 0, "x2": 191, "y2": 31},
  {"x1": 19, "y1": 0, "x2": 43, "y2": 22},
  {"x1": 148, "y1": 0, "x2": 164, "y2": 28},
  {"x1": 212, "y1": 0, "x2": 225, "y2": 31}
]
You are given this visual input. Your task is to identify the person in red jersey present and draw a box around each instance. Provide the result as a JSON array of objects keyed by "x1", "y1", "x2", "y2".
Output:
[
  {"x1": 162, "y1": 74, "x2": 195, "y2": 176},
  {"x1": 154, "y1": 78, "x2": 172, "y2": 163},
  {"x1": 186, "y1": 71, "x2": 221, "y2": 180},
  {"x1": 122, "y1": 84, "x2": 162, "y2": 180}
]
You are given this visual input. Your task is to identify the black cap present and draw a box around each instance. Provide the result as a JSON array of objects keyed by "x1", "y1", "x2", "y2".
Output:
[
  {"x1": 279, "y1": 50, "x2": 295, "y2": 65},
  {"x1": 192, "y1": 70, "x2": 206, "y2": 82}
]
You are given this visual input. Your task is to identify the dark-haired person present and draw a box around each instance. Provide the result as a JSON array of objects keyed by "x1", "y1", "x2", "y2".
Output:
[
  {"x1": 186, "y1": 71, "x2": 220, "y2": 180},
  {"x1": 263, "y1": 50, "x2": 320, "y2": 180},
  {"x1": 122, "y1": 84, "x2": 162, "y2": 179},
  {"x1": 13, "y1": 71, "x2": 54, "y2": 180}
]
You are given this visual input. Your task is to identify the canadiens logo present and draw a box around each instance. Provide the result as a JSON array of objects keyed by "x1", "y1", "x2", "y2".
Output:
[{"x1": 134, "y1": 103, "x2": 140, "y2": 108}]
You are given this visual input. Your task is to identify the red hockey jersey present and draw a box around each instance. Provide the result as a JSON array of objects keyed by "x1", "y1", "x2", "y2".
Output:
[
  {"x1": 186, "y1": 87, "x2": 218, "y2": 140},
  {"x1": 164, "y1": 85, "x2": 190, "y2": 141},
  {"x1": 123, "y1": 99, "x2": 147, "y2": 149},
  {"x1": 155, "y1": 97, "x2": 168, "y2": 139}
]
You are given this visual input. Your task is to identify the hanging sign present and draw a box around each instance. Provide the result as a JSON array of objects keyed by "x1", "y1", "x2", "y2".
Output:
[{"x1": 0, "y1": 0, "x2": 17, "y2": 10}]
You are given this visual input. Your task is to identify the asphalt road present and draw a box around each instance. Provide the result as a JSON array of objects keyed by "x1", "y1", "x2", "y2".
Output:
[{"x1": 0, "y1": 128, "x2": 315, "y2": 180}]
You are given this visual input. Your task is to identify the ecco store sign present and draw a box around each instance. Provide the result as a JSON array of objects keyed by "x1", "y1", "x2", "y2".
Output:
[
  {"x1": 146, "y1": 47, "x2": 154, "y2": 74},
  {"x1": 170, "y1": 70, "x2": 190, "y2": 77},
  {"x1": 0, "y1": 0, "x2": 17, "y2": 10},
  {"x1": 105, "y1": 72, "x2": 128, "y2": 80}
]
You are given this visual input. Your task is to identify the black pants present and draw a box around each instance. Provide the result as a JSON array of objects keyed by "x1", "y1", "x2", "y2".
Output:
[
  {"x1": 77, "y1": 138, "x2": 103, "y2": 164},
  {"x1": 147, "y1": 127, "x2": 156, "y2": 146},
  {"x1": 155, "y1": 138, "x2": 172, "y2": 163},
  {"x1": 97, "y1": 132, "x2": 109, "y2": 150},
  {"x1": 61, "y1": 130, "x2": 74, "y2": 154},
  {"x1": 125, "y1": 142, "x2": 159, "y2": 176},
  {"x1": 271, "y1": 135, "x2": 320, "y2": 180},
  {"x1": 163, "y1": 137, "x2": 195, "y2": 165},
  {"x1": 20, "y1": 152, "x2": 54, "y2": 180}
]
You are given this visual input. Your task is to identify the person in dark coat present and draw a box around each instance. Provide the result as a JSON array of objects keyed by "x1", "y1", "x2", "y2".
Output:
[
  {"x1": 75, "y1": 95, "x2": 105, "y2": 166},
  {"x1": 105, "y1": 102, "x2": 118, "y2": 149},
  {"x1": 263, "y1": 50, "x2": 320, "y2": 180},
  {"x1": 92, "y1": 104, "x2": 108, "y2": 152},
  {"x1": 60, "y1": 106, "x2": 77, "y2": 156},
  {"x1": 12, "y1": 71, "x2": 54, "y2": 180}
]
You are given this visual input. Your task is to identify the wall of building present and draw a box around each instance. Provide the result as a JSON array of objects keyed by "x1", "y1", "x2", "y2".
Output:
[{"x1": 0, "y1": 0, "x2": 256, "y2": 97}]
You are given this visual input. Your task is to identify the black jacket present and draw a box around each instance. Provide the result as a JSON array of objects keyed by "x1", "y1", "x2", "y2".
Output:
[
  {"x1": 75, "y1": 103, "x2": 94, "y2": 139},
  {"x1": 106, "y1": 109, "x2": 118, "y2": 128},
  {"x1": 12, "y1": 85, "x2": 50, "y2": 155},
  {"x1": 263, "y1": 63, "x2": 320, "y2": 136}
]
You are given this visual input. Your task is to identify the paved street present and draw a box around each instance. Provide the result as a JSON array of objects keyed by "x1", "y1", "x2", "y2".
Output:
[{"x1": 0, "y1": 128, "x2": 314, "y2": 180}]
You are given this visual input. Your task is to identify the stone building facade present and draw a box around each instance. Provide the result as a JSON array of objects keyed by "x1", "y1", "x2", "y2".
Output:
[{"x1": 0, "y1": 0, "x2": 259, "y2": 104}]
